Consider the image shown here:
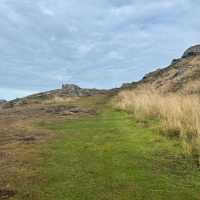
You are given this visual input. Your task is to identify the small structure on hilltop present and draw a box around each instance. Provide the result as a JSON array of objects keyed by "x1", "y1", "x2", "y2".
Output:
[
  {"x1": 61, "y1": 83, "x2": 108, "y2": 96},
  {"x1": 61, "y1": 84, "x2": 84, "y2": 96}
]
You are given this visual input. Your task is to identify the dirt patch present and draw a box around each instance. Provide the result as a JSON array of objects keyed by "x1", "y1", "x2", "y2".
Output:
[
  {"x1": 45, "y1": 105, "x2": 96, "y2": 116},
  {"x1": 0, "y1": 189, "x2": 16, "y2": 199}
]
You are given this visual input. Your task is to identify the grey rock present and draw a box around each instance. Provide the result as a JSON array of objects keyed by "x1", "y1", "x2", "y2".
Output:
[
  {"x1": 171, "y1": 58, "x2": 181, "y2": 65},
  {"x1": 61, "y1": 84, "x2": 85, "y2": 96},
  {"x1": 182, "y1": 44, "x2": 200, "y2": 58},
  {"x1": 60, "y1": 84, "x2": 107, "y2": 96}
]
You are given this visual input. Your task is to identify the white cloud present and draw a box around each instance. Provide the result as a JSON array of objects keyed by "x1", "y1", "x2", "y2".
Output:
[
  {"x1": 39, "y1": 5, "x2": 55, "y2": 16},
  {"x1": 0, "y1": 0, "x2": 200, "y2": 99},
  {"x1": 77, "y1": 44, "x2": 93, "y2": 56},
  {"x1": 105, "y1": 51, "x2": 124, "y2": 60}
]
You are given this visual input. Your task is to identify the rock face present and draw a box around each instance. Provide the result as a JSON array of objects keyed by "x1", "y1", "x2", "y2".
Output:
[
  {"x1": 182, "y1": 44, "x2": 200, "y2": 58},
  {"x1": 61, "y1": 84, "x2": 84, "y2": 96}
]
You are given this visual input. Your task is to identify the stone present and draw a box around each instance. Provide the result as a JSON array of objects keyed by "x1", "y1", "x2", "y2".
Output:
[
  {"x1": 171, "y1": 58, "x2": 181, "y2": 65},
  {"x1": 61, "y1": 84, "x2": 84, "y2": 96},
  {"x1": 61, "y1": 84, "x2": 107, "y2": 96}
]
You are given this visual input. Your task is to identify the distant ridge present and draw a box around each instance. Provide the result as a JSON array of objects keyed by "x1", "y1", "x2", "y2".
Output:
[
  {"x1": 2, "y1": 84, "x2": 117, "y2": 108},
  {"x1": 3, "y1": 44, "x2": 200, "y2": 108}
]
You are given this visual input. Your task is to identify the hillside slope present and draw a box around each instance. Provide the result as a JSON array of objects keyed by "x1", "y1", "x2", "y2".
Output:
[
  {"x1": 116, "y1": 45, "x2": 200, "y2": 174},
  {"x1": 1, "y1": 95, "x2": 200, "y2": 200},
  {"x1": 2, "y1": 84, "x2": 117, "y2": 109},
  {"x1": 1, "y1": 45, "x2": 200, "y2": 199},
  {"x1": 122, "y1": 45, "x2": 200, "y2": 94}
]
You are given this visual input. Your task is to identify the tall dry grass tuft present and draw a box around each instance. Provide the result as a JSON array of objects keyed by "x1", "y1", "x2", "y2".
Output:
[{"x1": 116, "y1": 88, "x2": 200, "y2": 166}]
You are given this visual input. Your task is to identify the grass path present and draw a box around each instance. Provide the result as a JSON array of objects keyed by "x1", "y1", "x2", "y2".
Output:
[{"x1": 16, "y1": 107, "x2": 200, "y2": 200}]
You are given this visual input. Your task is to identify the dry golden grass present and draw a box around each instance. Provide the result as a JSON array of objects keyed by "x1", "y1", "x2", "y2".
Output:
[
  {"x1": 45, "y1": 96, "x2": 79, "y2": 104},
  {"x1": 116, "y1": 88, "x2": 200, "y2": 164},
  {"x1": 180, "y1": 79, "x2": 200, "y2": 95}
]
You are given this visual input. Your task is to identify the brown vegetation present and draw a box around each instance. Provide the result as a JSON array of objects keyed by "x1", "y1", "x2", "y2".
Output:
[{"x1": 0, "y1": 94, "x2": 110, "y2": 199}]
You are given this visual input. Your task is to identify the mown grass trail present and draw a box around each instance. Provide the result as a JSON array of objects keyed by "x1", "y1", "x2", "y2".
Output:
[{"x1": 18, "y1": 107, "x2": 200, "y2": 200}]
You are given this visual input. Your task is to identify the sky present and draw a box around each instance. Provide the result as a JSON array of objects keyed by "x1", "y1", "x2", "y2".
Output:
[{"x1": 0, "y1": 0, "x2": 200, "y2": 100}]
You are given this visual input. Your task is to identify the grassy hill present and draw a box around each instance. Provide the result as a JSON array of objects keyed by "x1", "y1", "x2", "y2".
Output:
[
  {"x1": 2, "y1": 46, "x2": 200, "y2": 199},
  {"x1": 0, "y1": 94, "x2": 200, "y2": 200}
]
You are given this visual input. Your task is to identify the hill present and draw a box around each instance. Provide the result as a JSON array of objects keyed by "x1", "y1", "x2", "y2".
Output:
[
  {"x1": 117, "y1": 45, "x2": 200, "y2": 176},
  {"x1": 1, "y1": 45, "x2": 200, "y2": 200},
  {"x1": 4, "y1": 44, "x2": 200, "y2": 110},
  {"x1": 122, "y1": 45, "x2": 200, "y2": 94},
  {"x1": 2, "y1": 84, "x2": 119, "y2": 109}
]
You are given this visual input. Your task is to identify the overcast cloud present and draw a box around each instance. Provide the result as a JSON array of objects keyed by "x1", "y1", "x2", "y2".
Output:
[{"x1": 0, "y1": 0, "x2": 200, "y2": 99}]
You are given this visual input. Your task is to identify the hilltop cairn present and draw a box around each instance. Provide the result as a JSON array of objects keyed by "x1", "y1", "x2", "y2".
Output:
[
  {"x1": 61, "y1": 84, "x2": 85, "y2": 96},
  {"x1": 61, "y1": 84, "x2": 107, "y2": 96}
]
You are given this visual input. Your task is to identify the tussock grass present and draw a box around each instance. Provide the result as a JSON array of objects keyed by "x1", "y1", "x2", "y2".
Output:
[{"x1": 116, "y1": 88, "x2": 200, "y2": 165}]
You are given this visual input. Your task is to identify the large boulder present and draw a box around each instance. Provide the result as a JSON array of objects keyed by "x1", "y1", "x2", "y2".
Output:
[
  {"x1": 61, "y1": 84, "x2": 84, "y2": 96},
  {"x1": 61, "y1": 84, "x2": 107, "y2": 96}
]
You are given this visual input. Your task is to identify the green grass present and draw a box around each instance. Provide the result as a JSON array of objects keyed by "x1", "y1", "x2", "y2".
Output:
[{"x1": 16, "y1": 108, "x2": 200, "y2": 200}]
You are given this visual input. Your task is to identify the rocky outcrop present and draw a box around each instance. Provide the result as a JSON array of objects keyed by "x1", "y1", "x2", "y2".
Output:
[
  {"x1": 62, "y1": 84, "x2": 84, "y2": 96},
  {"x1": 120, "y1": 44, "x2": 200, "y2": 94},
  {"x1": 182, "y1": 44, "x2": 200, "y2": 58},
  {"x1": 61, "y1": 84, "x2": 107, "y2": 96}
]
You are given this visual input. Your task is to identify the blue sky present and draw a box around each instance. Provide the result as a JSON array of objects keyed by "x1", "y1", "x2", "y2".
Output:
[{"x1": 0, "y1": 0, "x2": 200, "y2": 100}]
